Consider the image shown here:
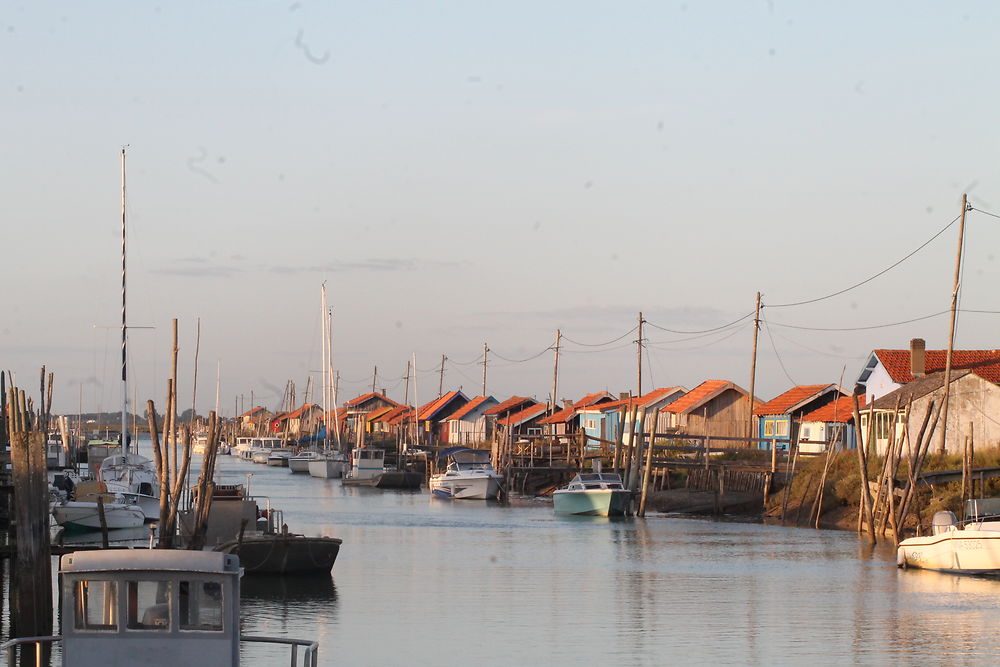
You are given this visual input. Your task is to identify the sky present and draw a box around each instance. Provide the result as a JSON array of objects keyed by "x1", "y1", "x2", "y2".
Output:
[{"x1": 2, "y1": 1, "x2": 999, "y2": 416}]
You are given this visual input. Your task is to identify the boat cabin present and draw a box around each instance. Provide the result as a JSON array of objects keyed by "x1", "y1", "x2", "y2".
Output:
[
  {"x1": 566, "y1": 473, "x2": 625, "y2": 491},
  {"x1": 437, "y1": 447, "x2": 493, "y2": 473},
  {"x1": 61, "y1": 550, "x2": 240, "y2": 666},
  {"x1": 350, "y1": 448, "x2": 385, "y2": 480}
]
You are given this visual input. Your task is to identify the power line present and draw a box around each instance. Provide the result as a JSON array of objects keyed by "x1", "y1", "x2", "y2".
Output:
[
  {"x1": 761, "y1": 314, "x2": 796, "y2": 385},
  {"x1": 645, "y1": 311, "x2": 754, "y2": 334},
  {"x1": 560, "y1": 341, "x2": 635, "y2": 355},
  {"x1": 766, "y1": 213, "x2": 961, "y2": 308},
  {"x1": 561, "y1": 325, "x2": 638, "y2": 347},
  {"x1": 647, "y1": 322, "x2": 748, "y2": 352},
  {"x1": 970, "y1": 206, "x2": 1000, "y2": 220},
  {"x1": 491, "y1": 345, "x2": 552, "y2": 364},
  {"x1": 766, "y1": 310, "x2": 949, "y2": 332}
]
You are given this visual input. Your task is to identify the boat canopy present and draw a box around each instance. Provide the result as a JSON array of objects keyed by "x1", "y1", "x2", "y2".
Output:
[{"x1": 437, "y1": 447, "x2": 491, "y2": 462}]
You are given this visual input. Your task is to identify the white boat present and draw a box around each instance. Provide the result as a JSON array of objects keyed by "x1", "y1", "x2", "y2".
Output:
[
  {"x1": 242, "y1": 436, "x2": 285, "y2": 463},
  {"x1": 553, "y1": 472, "x2": 631, "y2": 516},
  {"x1": 51, "y1": 497, "x2": 145, "y2": 530},
  {"x1": 897, "y1": 499, "x2": 1000, "y2": 574},
  {"x1": 0, "y1": 549, "x2": 320, "y2": 665},
  {"x1": 99, "y1": 453, "x2": 160, "y2": 521},
  {"x1": 192, "y1": 435, "x2": 208, "y2": 455},
  {"x1": 288, "y1": 449, "x2": 322, "y2": 473},
  {"x1": 267, "y1": 448, "x2": 295, "y2": 466},
  {"x1": 233, "y1": 436, "x2": 254, "y2": 458},
  {"x1": 307, "y1": 452, "x2": 348, "y2": 479},
  {"x1": 429, "y1": 447, "x2": 502, "y2": 500}
]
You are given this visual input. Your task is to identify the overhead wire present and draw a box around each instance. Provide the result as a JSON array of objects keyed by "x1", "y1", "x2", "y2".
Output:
[
  {"x1": 645, "y1": 311, "x2": 754, "y2": 334},
  {"x1": 766, "y1": 310, "x2": 949, "y2": 332},
  {"x1": 970, "y1": 206, "x2": 1000, "y2": 220},
  {"x1": 561, "y1": 325, "x2": 638, "y2": 347},
  {"x1": 766, "y1": 212, "x2": 961, "y2": 308},
  {"x1": 761, "y1": 312, "x2": 796, "y2": 385},
  {"x1": 491, "y1": 345, "x2": 553, "y2": 364}
]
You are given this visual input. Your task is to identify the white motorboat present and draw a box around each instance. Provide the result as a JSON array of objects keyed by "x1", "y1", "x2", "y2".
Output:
[
  {"x1": 51, "y1": 496, "x2": 145, "y2": 530},
  {"x1": 0, "y1": 549, "x2": 320, "y2": 665},
  {"x1": 553, "y1": 472, "x2": 631, "y2": 516},
  {"x1": 267, "y1": 448, "x2": 295, "y2": 467},
  {"x1": 429, "y1": 447, "x2": 503, "y2": 500},
  {"x1": 99, "y1": 453, "x2": 159, "y2": 521},
  {"x1": 288, "y1": 450, "x2": 322, "y2": 473},
  {"x1": 307, "y1": 452, "x2": 348, "y2": 479},
  {"x1": 897, "y1": 499, "x2": 1000, "y2": 574},
  {"x1": 242, "y1": 437, "x2": 285, "y2": 463}
]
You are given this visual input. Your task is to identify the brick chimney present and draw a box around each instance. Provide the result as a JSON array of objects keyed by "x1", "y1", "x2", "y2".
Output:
[
  {"x1": 910, "y1": 338, "x2": 926, "y2": 377},
  {"x1": 563, "y1": 399, "x2": 574, "y2": 409}
]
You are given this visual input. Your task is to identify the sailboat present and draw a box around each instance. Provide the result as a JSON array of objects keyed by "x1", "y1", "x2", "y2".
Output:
[
  {"x1": 54, "y1": 149, "x2": 160, "y2": 528},
  {"x1": 308, "y1": 284, "x2": 348, "y2": 479}
]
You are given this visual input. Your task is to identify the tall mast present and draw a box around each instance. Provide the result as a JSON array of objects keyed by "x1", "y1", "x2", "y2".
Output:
[
  {"x1": 482, "y1": 342, "x2": 488, "y2": 396},
  {"x1": 321, "y1": 283, "x2": 329, "y2": 449},
  {"x1": 120, "y1": 147, "x2": 129, "y2": 452},
  {"x1": 636, "y1": 312, "x2": 644, "y2": 397},
  {"x1": 551, "y1": 330, "x2": 561, "y2": 415},
  {"x1": 939, "y1": 193, "x2": 970, "y2": 455}
]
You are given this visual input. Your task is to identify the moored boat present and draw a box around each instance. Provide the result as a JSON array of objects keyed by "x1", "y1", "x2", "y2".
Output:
[
  {"x1": 429, "y1": 447, "x2": 502, "y2": 500},
  {"x1": 341, "y1": 448, "x2": 421, "y2": 489},
  {"x1": 307, "y1": 452, "x2": 347, "y2": 479},
  {"x1": 215, "y1": 530, "x2": 343, "y2": 575},
  {"x1": 553, "y1": 472, "x2": 631, "y2": 516},
  {"x1": 289, "y1": 449, "x2": 322, "y2": 473},
  {"x1": 897, "y1": 499, "x2": 1000, "y2": 574},
  {"x1": 266, "y1": 447, "x2": 295, "y2": 466}
]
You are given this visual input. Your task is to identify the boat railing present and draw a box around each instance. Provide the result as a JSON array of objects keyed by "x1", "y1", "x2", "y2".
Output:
[{"x1": 1, "y1": 635, "x2": 319, "y2": 667}]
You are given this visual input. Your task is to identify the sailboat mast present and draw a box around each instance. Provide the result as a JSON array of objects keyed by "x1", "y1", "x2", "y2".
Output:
[
  {"x1": 321, "y1": 283, "x2": 329, "y2": 449},
  {"x1": 120, "y1": 147, "x2": 130, "y2": 453}
]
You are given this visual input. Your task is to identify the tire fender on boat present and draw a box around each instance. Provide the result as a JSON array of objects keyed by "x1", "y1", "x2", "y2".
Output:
[{"x1": 896, "y1": 547, "x2": 906, "y2": 569}]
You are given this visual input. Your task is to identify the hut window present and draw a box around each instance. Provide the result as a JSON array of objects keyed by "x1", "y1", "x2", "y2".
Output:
[
  {"x1": 776, "y1": 421, "x2": 789, "y2": 437},
  {"x1": 127, "y1": 580, "x2": 171, "y2": 630},
  {"x1": 179, "y1": 581, "x2": 224, "y2": 632},
  {"x1": 73, "y1": 580, "x2": 118, "y2": 632},
  {"x1": 763, "y1": 420, "x2": 775, "y2": 436},
  {"x1": 585, "y1": 419, "x2": 597, "y2": 429}
]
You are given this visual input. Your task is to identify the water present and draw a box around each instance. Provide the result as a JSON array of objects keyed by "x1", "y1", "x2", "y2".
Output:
[
  {"x1": 23, "y1": 446, "x2": 1000, "y2": 665},
  {"x1": 211, "y1": 454, "x2": 1000, "y2": 666}
]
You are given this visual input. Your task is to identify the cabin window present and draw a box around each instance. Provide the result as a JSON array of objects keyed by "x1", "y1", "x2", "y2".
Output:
[
  {"x1": 527, "y1": 427, "x2": 541, "y2": 435},
  {"x1": 179, "y1": 581, "x2": 224, "y2": 632},
  {"x1": 127, "y1": 580, "x2": 170, "y2": 630},
  {"x1": 776, "y1": 421, "x2": 789, "y2": 437},
  {"x1": 763, "y1": 420, "x2": 775, "y2": 436},
  {"x1": 585, "y1": 419, "x2": 596, "y2": 430},
  {"x1": 73, "y1": 580, "x2": 118, "y2": 632}
]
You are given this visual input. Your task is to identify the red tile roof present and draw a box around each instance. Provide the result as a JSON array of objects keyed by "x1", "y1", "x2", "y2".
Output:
[
  {"x1": 239, "y1": 406, "x2": 268, "y2": 418},
  {"x1": 539, "y1": 392, "x2": 615, "y2": 424},
  {"x1": 753, "y1": 385, "x2": 837, "y2": 416},
  {"x1": 482, "y1": 396, "x2": 536, "y2": 416},
  {"x1": 281, "y1": 403, "x2": 320, "y2": 420},
  {"x1": 372, "y1": 405, "x2": 410, "y2": 424},
  {"x1": 447, "y1": 396, "x2": 494, "y2": 422},
  {"x1": 417, "y1": 391, "x2": 465, "y2": 421},
  {"x1": 799, "y1": 395, "x2": 865, "y2": 423},
  {"x1": 498, "y1": 403, "x2": 549, "y2": 427},
  {"x1": 663, "y1": 380, "x2": 746, "y2": 414},
  {"x1": 388, "y1": 407, "x2": 415, "y2": 425},
  {"x1": 876, "y1": 349, "x2": 1000, "y2": 385},
  {"x1": 343, "y1": 392, "x2": 401, "y2": 409},
  {"x1": 362, "y1": 406, "x2": 394, "y2": 422},
  {"x1": 577, "y1": 387, "x2": 685, "y2": 413}
]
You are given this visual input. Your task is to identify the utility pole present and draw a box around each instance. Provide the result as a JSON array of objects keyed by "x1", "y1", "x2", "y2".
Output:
[
  {"x1": 551, "y1": 330, "x2": 561, "y2": 415},
  {"x1": 636, "y1": 312, "x2": 645, "y2": 397},
  {"x1": 371, "y1": 365, "x2": 377, "y2": 394},
  {"x1": 403, "y1": 360, "x2": 411, "y2": 406},
  {"x1": 747, "y1": 292, "x2": 761, "y2": 445},
  {"x1": 482, "y1": 343, "x2": 489, "y2": 396},
  {"x1": 438, "y1": 355, "x2": 447, "y2": 397},
  {"x1": 939, "y1": 193, "x2": 970, "y2": 455}
]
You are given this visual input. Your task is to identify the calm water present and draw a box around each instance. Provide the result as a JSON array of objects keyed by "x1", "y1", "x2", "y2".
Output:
[{"x1": 18, "y1": 446, "x2": 1000, "y2": 665}]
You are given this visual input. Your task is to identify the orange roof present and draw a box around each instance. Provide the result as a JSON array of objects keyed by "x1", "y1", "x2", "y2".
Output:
[
  {"x1": 799, "y1": 395, "x2": 865, "y2": 423},
  {"x1": 417, "y1": 391, "x2": 465, "y2": 421},
  {"x1": 239, "y1": 406, "x2": 267, "y2": 418},
  {"x1": 483, "y1": 396, "x2": 536, "y2": 416},
  {"x1": 362, "y1": 406, "x2": 394, "y2": 422},
  {"x1": 663, "y1": 380, "x2": 746, "y2": 414},
  {"x1": 577, "y1": 387, "x2": 685, "y2": 413},
  {"x1": 498, "y1": 403, "x2": 549, "y2": 426},
  {"x1": 281, "y1": 403, "x2": 320, "y2": 420},
  {"x1": 388, "y1": 407, "x2": 415, "y2": 425},
  {"x1": 373, "y1": 405, "x2": 410, "y2": 424},
  {"x1": 875, "y1": 349, "x2": 1000, "y2": 385},
  {"x1": 753, "y1": 385, "x2": 836, "y2": 416},
  {"x1": 539, "y1": 392, "x2": 615, "y2": 424},
  {"x1": 344, "y1": 392, "x2": 401, "y2": 409},
  {"x1": 447, "y1": 396, "x2": 494, "y2": 421}
]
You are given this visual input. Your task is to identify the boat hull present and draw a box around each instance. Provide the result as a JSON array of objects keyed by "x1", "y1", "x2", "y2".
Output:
[
  {"x1": 553, "y1": 489, "x2": 631, "y2": 516},
  {"x1": 52, "y1": 501, "x2": 146, "y2": 530},
  {"x1": 897, "y1": 529, "x2": 1000, "y2": 574},
  {"x1": 308, "y1": 458, "x2": 346, "y2": 479},
  {"x1": 215, "y1": 535, "x2": 342, "y2": 574},
  {"x1": 429, "y1": 474, "x2": 501, "y2": 500},
  {"x1": 288, "y1": 456, "x2": 315, "y2": 473},
  {"x1": 343, "y1": 471, "x2": 422, "y2": 489}
]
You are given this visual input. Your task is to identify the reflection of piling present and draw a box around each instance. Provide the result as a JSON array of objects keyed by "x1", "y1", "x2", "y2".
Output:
[{"x1": 7, "y1": 384, "x2": 54, "y2": 650}]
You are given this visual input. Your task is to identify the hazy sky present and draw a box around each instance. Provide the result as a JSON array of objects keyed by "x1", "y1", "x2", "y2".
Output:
[{"x1": 3, "y1": 2, "x2": 999, "y2": 416}]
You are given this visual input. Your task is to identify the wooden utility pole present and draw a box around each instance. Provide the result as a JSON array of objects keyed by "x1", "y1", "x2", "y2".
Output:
[
  {"x1": 939, "y1": 193, "x2": 969, "y2": 455},
  {"x1": 747, "y1": 292, "x2": 761, "y2": 446},
  {"x1": 482, "y1": 343, "x2": 488, "y2": 396},
  {"x1": 371, "y1": 365, "x2": 377, "y2": 394},
  {"x1": 403, "y1": 360, "x2": 411, "y2": 405},
  {"x1": 636, "y1": 312, "x2": 644, "y2": 397},
  {"x1": 550, "y1": 330, "x2": 561, "y2": 414},
  {"x1": 438, "y1": 355, "x2": 447, "y2": 397}
]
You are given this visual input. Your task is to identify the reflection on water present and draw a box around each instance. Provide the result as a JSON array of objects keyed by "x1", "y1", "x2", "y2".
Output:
[{"x1": 34, "y1": 445, "x2": 1000, "y2": 666}]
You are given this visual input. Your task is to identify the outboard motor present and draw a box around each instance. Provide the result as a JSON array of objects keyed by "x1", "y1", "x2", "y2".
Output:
[{"x1": 931, "y1": 510, "x2": 958, "y2": 535}]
